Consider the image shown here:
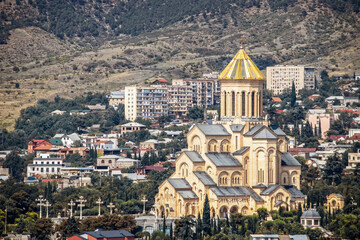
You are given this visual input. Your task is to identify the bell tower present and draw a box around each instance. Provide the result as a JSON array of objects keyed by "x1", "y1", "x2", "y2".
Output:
[{"x1": 218, "y1": 40, "x2": 265, "y2": 120}]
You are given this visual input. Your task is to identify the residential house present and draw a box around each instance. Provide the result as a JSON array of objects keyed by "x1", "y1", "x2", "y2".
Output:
[
  {"x1": 94, "y1": 140, "x2": 115, "y2": 150},
  {"x1": 67, "y1": 230, "x2": 135, "y2": 240},
  {"x1": 61, "y1": 133, "x2": 82, "y2": 147},
  {"x1": 301, "y1": 209, "x2": 321, "y2": 228},
  {"x1": 86, "y1": 104, "x2": 106, "y2": 111},
  {"x1": 346, "y1": 133, "x2": 360, "y2": 144},
  {"x1": 27, "y1": 157, "x2": 64, "y2": 178},
  {"x1": 307, "y1": 109, "x2": 330, "y2": 139},
  {"x1": 51, "y1": 110, "x2": 66, "y2": 115},
  {"x1": 0, "y1": 165, "x2": 9, "y2": 181},
  {"x1": 288, "y1": 148, "x2": 316, "y2": 159},
  {"x1": 349, "y1": 128, "x2": 360, "y2": 138},
  {"x1": 121, "y1": 122, "x2": 146, "y2": 133},
  {"x1": 140, "y1": 139, "x2": 159, "y2": 150},
  {"x1": 250, "y1": 235, "x2": 309, "y2": 240},
  {"x1": 59, "y1": 147, "x2": 89, "y2": 158},
  {"x1": 97, "y1": 155, "x2": 140, "y2": 169},
  {"x1": 28, "y1": 139, "x2": 52, "y2": 153},
  {"x1": 108, "y1": 90, "x2": 125, "y2": 107},
  {"x1": 346, "y1": 150, "x2": 360, "y2": 170},
  {"x1": 69, "y1": 110, "x2": 91, "y2": 115}
]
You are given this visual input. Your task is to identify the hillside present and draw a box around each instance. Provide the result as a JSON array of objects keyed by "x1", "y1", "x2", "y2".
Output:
[{"x1": 0, "y1": 0, "x2": 360, "y2": 129}]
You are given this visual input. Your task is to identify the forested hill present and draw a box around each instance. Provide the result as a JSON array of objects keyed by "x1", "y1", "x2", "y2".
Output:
[{"x1": 0, "y1": 0, "x2": 359, "y2": 44}]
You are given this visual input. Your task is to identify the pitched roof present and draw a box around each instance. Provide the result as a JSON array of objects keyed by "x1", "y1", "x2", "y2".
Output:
[
  {"x1": 270, "y1": 125, "x2": 287, "y2": 136},
  {"x1": 253, "y1": 128, "x2": 278, "y2": 139},
  {"x1": 195, "y1": 124, "x2": 230, "y2": 136},
  {"x1": 281, "y1": 152, "x2": 301, "y2": 166},
  {"x1": 283, "y1": 185, "x2": 305, "y2": 200},
  {"x1": 184, "y1": 151, "x2": 205, "y2": 163},
  {"x1": 230, "y1": 124, "x2": 244, "y2": 132},
  {"x1": 167, "y1": 178, "x2": 192, "y2": 190},
  {"x1": 210, "y1": 186, "x2": 264, "y2": 202},
  {"x1": 271, "y1": 97, "x2": 282, "y2": 102},
  {"x1": 178, "y1": 190, "x2": 198, "y2": 199},
  {"x1": 205, "y1": 153, "x2": 242, "y2": 167},
  {"x1": 244, "y1": 124, "x2": 264, "y2": 136},
  {"x1": 86, "y1": 230, "x2": 134, "y2": 238},
  {"x1": 218, "y1": 47, "x2": 265, "y2": 81},
  {"x1": 301, "y1": 209, "x2": 321, "y2": 219},
  {"x1": 193, "y1": 171, "x2": 217, "y2": 186},
  {"x1": 261, "y1": 185, "x2": 281, "y2": 195},
  {"x1": 233, "y1": 146, "x2": 250, "y2": 155}
]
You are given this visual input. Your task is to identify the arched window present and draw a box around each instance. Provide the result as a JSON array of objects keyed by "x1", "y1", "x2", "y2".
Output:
[
  {"x1": 208, "y1": 140, "x2": 218, "y2": 153},
  {"x1": 242, "y1": 92, "x2": 246, "y2": 116},
  {"x1": 251, "y1": 91, "x2": 255, "y2": 116},
  {"x1": 101, "y1": 160, "x2": 105, "y2": 164},
  {"x1": 231, "y1": 171, "x2": 242, "y2": 186},
  {"x1": 220, "y1": 140, "x2": 230, "y2": 152},
  {"x1": 109, "y1": 160, "x2": 112, "y2": 164},
  {"x1": 257, "y1": 150, "x2": 266, "y2": 183},
  {"x1": 224, "y1": 91, "x2": 227, "y2": 116},
  {"x1": 268, "y1": 150, "x2": 274, "y2": 184},
  {"x1": 232, "y1": 91, "x2": 235, "y2": 115},
  {"x1": 180, "y1": 163, "x2": 189, "y2": 178},
  {"x1": 191, "y1": 136, "x2": 201, "y2": 153},
  {"x1": 219, "y1": 172, "x2": 229, "y2": 186}
]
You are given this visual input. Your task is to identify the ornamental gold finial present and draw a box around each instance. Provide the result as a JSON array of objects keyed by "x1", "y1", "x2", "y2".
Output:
[{"x1": 240, "y1": 35, "x2": 244, "y2": 49}]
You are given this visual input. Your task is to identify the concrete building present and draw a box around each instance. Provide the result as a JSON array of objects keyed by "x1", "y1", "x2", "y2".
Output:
[
  {"x1": 307, "y1": 109, "x2": 330, "y2": 139},
  {"x1": 168, "y1": 85, "x2": 193, "y2": 118},
  {"x1": 97, "y1": 155, "x2": 140, "y2": 169},
  {"x1": 108, "y1": 90, "x2": 125, "y2": 107},
  {"x1": 125, "y1": 85, "x2": 168, "y2": 121},
  {"x1": 266, "y1": 66, "x2": 315, "y2": 95},
  {"x1": 155, "y1": 45, "x2": 305, "y2": 218},
  {"x1": 172, "y1": 78, "x2": 219, "y2": 107},
  {"x1": 120, "y1": 122, "x2": 146, "y2": 134},
  {"x1": 347, "y1": 151, "x2": 360, "y2": 169},
  {"x1": 27, "y1": 157, "x2": 64, "y2": 177}
]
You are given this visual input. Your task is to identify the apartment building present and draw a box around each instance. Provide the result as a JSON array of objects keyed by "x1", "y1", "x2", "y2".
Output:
[
  {"x1": 172, "y1": 78, "x2": 218, "y2": 107},
  {"x1": 168, "y1": 85, "x2": 193, "y2": 118},
  {"x1": 125, "y1": 85, "x2": 169, "y2": 121},
  {"x1": 266, "y1": 65, "x2": 315, "y2": 95}
]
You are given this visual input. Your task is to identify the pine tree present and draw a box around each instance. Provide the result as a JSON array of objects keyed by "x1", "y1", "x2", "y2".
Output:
[
  {"x1": 290, "y1": 81, "x2": 296, "y2": 107},
  {"x1": 202, "y1": 194, "x2": 211, "y2": 236}
]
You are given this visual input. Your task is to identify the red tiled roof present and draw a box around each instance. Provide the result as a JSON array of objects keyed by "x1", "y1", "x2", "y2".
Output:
[
  {"x1": 347, "y1": 133, "x2": 360, "y2": 140},
  {"x1": 329, "y1": 135, "x2": 346, "y2": 141},
  {"x1": 158, "y1": 78, "x2": 168, "y2": 83},
  {"x1": 142, "y1": 166, "x2": 164, "y2": 171},
  {"x1": 272, "y1": 97, "x2": 282, "y2": 102},
  {"x1": 276, "y1": 110, "x2": 283, "y2": 114}
]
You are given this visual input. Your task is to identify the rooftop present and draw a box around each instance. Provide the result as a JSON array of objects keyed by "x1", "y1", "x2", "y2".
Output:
[{"x1": 206, "y1": 153, "x2": 242, "y2": 167}]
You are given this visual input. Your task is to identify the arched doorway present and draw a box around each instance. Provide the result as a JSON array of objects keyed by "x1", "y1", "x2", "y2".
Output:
[{"x1": 230, "y1": 206, "x2": 238, "y2": 214}]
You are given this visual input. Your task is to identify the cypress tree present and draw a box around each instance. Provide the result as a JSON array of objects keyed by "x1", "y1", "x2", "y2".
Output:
[
  {"x1": 297, "y1": 203, "x2": 302, "y2": 222},
  {"x1": 314, "y1": 125, "x2": 318, "y2": 136},
  {"x1": 213, "y1": 218, "x2": 217, "y2": 234},
  {"x1": 217, "y1": 216, "x2": 221, "y2": 234},
  {"x1": 318, "y1": 120, "x2": 322, "y2": 138},
  {"x1": 202, "y1": 194, "x2": 211, "y2": 236},
  {"x1": 170, "y1": 222, "x2": 173, "y2": 240},
  {"x1": 163, "y1": 214, "x2": 166, "y2": 234},
  {"x1": 240, "y1": 219, "x2": 246, "y2": 236},
  {"x1": 290, "y1": 81, "x2": 296, "y2": 107},
  {"x1": 196, "y1": 213, "x2": 202, "y2": 239},
  {"x1": 226, "y1": 213, "x2": 230, "y2": 228}
]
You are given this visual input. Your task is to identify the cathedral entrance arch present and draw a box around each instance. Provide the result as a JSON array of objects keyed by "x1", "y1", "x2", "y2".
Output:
[{"x1": 219, "y1": 206, "x2": 228, "y2": 218}]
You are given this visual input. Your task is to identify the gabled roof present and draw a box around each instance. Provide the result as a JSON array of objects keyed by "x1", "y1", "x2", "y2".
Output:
[
  {"x1": 184, "y1": 151, "x2": 205, "y2": 163},
  {"x1": 283, "y1": 185, "x2": 305, "y2": 200},
  {"x1": 210, "y1": 186, "x2": 264, "y2": 202},
  {"x1": 193, "y1": 171, "x2": 217, "y2": 186},
  {"x1": 178, "y1": 190, "x2": 198, "y2": 199},
  {"x1": 205, "y1": 153, "x2": 242, "y2": 167},
  {"x1": 270, "y1": 125, "x2": 287, "y2": 136},
  {"x1": 230, "y1": 124, "x2": 244, "y2": 132},
  {"x1": 261, "y1": 185, "x2": 281, "y2": 195},
  {"x1": 195, "y1": 123, "x2": 230, "y2": 136},
  {"x1": 218, "y1": 47, "x2": 265, "y2": 81},
  {"x1": 86, "y1": 230, "x2": 134, "y2": 238},
  {"x1": 244, "y1": 124, "x2": 264, "y2": 136},
  {"x1": 233, "y1": 146, "x2": 250, "y2": 155},
  {"x1": 167, "y1": 178, "x2": 192, "y2": 190},
  {"x1": 301, "y1": 209, "x2": 321, "y2": 219},
  {"x1": 281, "y1": 152, "x2": 301, "y2": 166},
  {"x1": 253, "y1": 128, "x2": 278, "y2": 140}
]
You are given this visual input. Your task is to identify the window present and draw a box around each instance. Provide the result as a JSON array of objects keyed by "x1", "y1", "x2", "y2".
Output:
[
  {"x1": 307, "y1": 220, "x2": 312, "y2": 225},
  {"x1": 314, "y1": 220, "x2": 319, "y2": 225},
  {"x1": 41, "y1": 168, "x2": 44, "y2": 172}
]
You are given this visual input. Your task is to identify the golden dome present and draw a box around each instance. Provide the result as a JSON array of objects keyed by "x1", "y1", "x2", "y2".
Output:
[{"x1": 218, "y1": 46, "x2": 265, "y2": 81}]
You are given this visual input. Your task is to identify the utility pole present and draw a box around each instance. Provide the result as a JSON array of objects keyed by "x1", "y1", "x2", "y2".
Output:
[
  {"x1": 36, "y1": 195, "x2": 46, "y2": 218},
  {"x1": 107, "y1": 202, "x2": 115, "y2": 215},
  {"x1": 68, "y1": 199, "x2": 76, "y2": 217},
  {"x1": 44, "y1": 200, "x2": 51, "y2": 218},
  {"x1": 141, "y1": 196, "x2": 148, "y2": 214},
  {"x1": 76, "y1": 196, "x2": 87, "y2": 220},
  {"x1": 96, "y1": 197, "x2": 103, "y2": 216}
]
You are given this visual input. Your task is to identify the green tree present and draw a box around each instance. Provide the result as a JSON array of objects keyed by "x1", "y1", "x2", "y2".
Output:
[
  {"x1": 187, "y1": 106, "x2": 204, "y2": 120},
  {"x1": 175, "y1": 215, "x2": 195, "y2": 240},
  {"x1": 297, "y1": 203, "x2": 302, "y2": 222},
  {"x1": 32, "y1": 218, "x2": 54, "y2": 240},
  {"x1": 290, "y1": 81, "x2": 296, "y2": 107},
  {"x1": 55, "y1": 217, "x2": 80, "y2": 239},
  {"x1": 323, "y1": 154, "x2": 344, "y2": 185},
  {"x1": 3, "y1": 151, "x2": 25, "y2": 181},
  {"x1": 257, "y1": 208, "x2": 269, "y2": 221},
  {"x1": 202, "y1": 194, "x2": 211, "y2": 236}
]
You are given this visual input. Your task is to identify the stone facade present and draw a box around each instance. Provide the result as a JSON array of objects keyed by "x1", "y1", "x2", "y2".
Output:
[{"x1": 155, "y1": 45, "x2": 305, "y2": 218}]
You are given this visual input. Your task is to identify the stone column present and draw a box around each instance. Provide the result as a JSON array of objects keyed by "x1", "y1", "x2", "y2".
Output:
[
  {"x1": 220, "y1": 91, "x2": 225, "y2": 117},
  {"x1": 239, "y1": 92, "x2": 243, "y2": 117},
  {"x1": 260, "y1": 91, "x2": 263, "y2": 117},
  {"x1": 255, "y1": 92, "x2": 259, "y2": 117},
  {"x1": 235, "y1": 92, "x2": 240, "y2": 116}
]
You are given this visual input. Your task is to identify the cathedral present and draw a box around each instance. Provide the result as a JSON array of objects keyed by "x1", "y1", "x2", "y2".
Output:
[{"x1": 155, "y1": 43, "x2": 305, "y2": 218}]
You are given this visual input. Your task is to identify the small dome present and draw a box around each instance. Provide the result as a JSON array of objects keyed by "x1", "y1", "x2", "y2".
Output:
[{"x1": 301, "y1": 209, "x2": 321, "y2": 219}]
